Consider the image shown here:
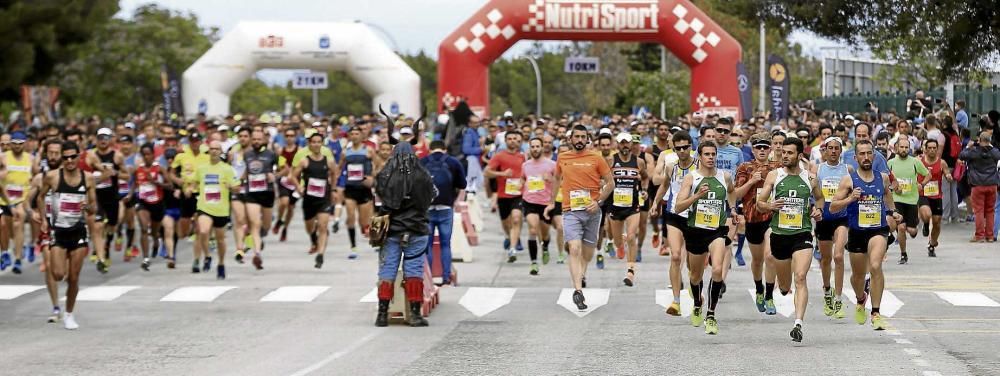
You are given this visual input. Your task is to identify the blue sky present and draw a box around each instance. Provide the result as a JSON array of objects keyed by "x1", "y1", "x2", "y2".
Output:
[{"x1": 119, "y1": 0, "x2": 849, "y2": 84}]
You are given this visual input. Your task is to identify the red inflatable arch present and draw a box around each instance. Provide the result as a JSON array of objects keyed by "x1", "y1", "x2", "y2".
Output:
[{"x1": 438, "y1": 0, "x2": 742, "y2": 118}]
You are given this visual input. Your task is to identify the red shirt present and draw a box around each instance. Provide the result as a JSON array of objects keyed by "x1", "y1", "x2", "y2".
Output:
[
  {"x1": 134, "y1": 163, "x2": 164, "y2": 204},
  {"x1": 487, "y1": 150, "x2": 526, "y2": 199},
  {"x1": 919, "y1": 157, "x2": 944, "y2": 199}
]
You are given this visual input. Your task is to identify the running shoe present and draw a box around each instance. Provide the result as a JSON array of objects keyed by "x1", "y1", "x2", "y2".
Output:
[
  {"x1": 572, "y1": 289, "x2": 587, "y2": 311},
  {"x1": 272, "y1": 221, "x2": 282, "y2": 235},
  {"x1": 252, "y1": 254, "x2": 263, "y2": 270},
  {"x1": 309, "y1": 243, "x2": 318, "y2": 255},
  {"x1": 704, "y1": 316, "x2": 718, "y2": 335},
  {"x1": 691, "y1": 307, "x2": 703, "y2": 327},
  {"x1": 542, "y1": 250, "x2": 550, "y2": 265},
  {"x1": 623, "y1": 268, "x2": 635, "y2": 287},
  {"x1": 854, "y1": 304, "x2": 867, "y2": 325},
  {"x1": 812, "y1": 247, "x2": 821, "y2": 261},
  {"x1": 12, "y1": 259, "x2": 22, "y2": 274},
  {"x1": 25, "y1": 245, "x2": 34, "y2": 263},
  {"x1": 167, "y1": 258, "x2": 175, "y2": 269},
  {"x1": 604, "y1": 242, "x2": 614, "y2": 256},
  {"x1": 871, "y1": 313, "x2": 887, "y2": 330},
  {"x1": 130, "y1": 246, "x2": 140, "y2": 258},
  {"x1": 158, "y1": 243, "x2": 168, "y2": 258},
  {"x1": 203, "y1": 256, "x2": 212, "y2": 273},
  {"x1": 764, "y1": 299, "x2": 776, "y2": 315},
  {"x1": 332, "y1": 221, "x2": 340, "y2": 233},
  {"x1": 596, "y1": 254, "x2": 604, "y2": 269},
  {"x1": 235, "y1": 249, "x2": 245, "y2": 264},
  {"x1": 349, "y1": 248, "x2": 359, "y2": 260},
  {"x1": 928, "y1": 245, "x2": 937, "y2": 258},
  {"x1": 651, "y1": 232, "x2": 660, "y2": 249},
  {"x1": 141, "y1": 259, "x2": 150, "y2": 271},
  {"x1": 529, "y1": 263, "x2": 539, "y2": 276},
  {"x1": 616, "y1": 245, "x2": 624, "y2": 260},
  {"x1": 790, "y1": 324, "x2": 803, "y2": 342},
  {"x1": 314, "y1": 254, "x2": 324, "y2": 269},
  {"x1": 922, "y1": 222, "x2": 930, "y2": 237},
  {"x1": 217, "y1": 264, "x2": 226, "y2": 280},
  {"x1": 48, "y1": 306, "x2": 61, "y2": 323},
  {"x1": 506, "y1": 248, "x2": 516, "y2": 263},
  {"x1": 89, "y1": 253, "x2": 97, "y2": 263},
  {"x1": 503, "y1": 238, "x2": 511, "y2": 251},
  {"x1": 515, "y1": 240, "x2": 524, "y2": 252},
  {"x1": 114, "y1": 236, "x2": 123, "y2": 252},
  {"x1": 755, "y1": 293, "x2": 766, "y2": 313},
  {"x1": 280, "y1": 227, "x2": 288, "y2": 242},
  {"x1": 96, "y1": 260, "x2": 108, "y2": 274},
  {"x1": 191, "y1": 260, "x2": 200, "y2": 273},
  {"x1": 666, "y1": 302, "x2": 681, "y2": 316},
  {"x1": 833, "y1": 300, "x2": 846, "y2": 319},
  {"x1": 898, "y1": 253, "x2": 908, "y2": 265},
  {"x1": 63, "y1": 313, "x2": 79, "y2": 330},
  {"x1": 556, "y1": 251, "x2": 566, "y2": 264},
  {"x1": 735, "y1": 251, "x2": 746, "y2": 266},
  {"x1": 0, "y1": 252, "x2": 10, "y2": 270},
  {"x1": 636, "y1": 249, "x2": 642, "y2": 263},
  {"x1": 823, "y1": 290, "x2": 835, "y2": 316}
]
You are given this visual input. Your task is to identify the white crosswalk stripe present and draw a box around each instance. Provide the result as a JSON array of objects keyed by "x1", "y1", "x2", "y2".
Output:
[
  {"x1": 72, "y1": 286, "x2": 141, "y2": 302},
  {"x1": 934, "y1": 292, "x2": 1000, "y2": 307},
  {"x1": 842, "y1": 289, "x2": 905, "y2": 317},
  {"x1": 0, "y1": 285, "x2": 44, "y2": 300},
  {"x1": 160, "y1": 286, "x2": 237, "y2": 302},
  {"x1": 260, "y1": 286, "x2": 330, "y2": 302}
]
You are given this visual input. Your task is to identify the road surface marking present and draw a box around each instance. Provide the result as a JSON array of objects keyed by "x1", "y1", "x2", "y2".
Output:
[
  {"x1": 160, "y1": 286, "x2": 237, "y2": 302},
  {"x1": 289, "y1": 329, "x2": 385, "y2": 376},
  {"x1": 72, "y1": 286, "x2": 140, "y2": 301},
  {"x1": 0, "y1": 285, "x2": 44, "y2": 300},
  {"x1": 557, "y1": 288, "x2": 609, "y2": 317},
  {"x1": 934, "y1": 291, "x2": 1000, "y2": 307},
  {"x1": 459, "y1": 287, "x2": 516, "y2": 317},
  {"x1": 260, "y1": 286, "x2": 331, "y2": 302}
]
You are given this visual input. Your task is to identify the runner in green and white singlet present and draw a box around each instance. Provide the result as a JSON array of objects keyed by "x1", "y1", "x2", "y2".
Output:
[{"x1": 757, "y1": 137, "x2": 825, "y2": 342}]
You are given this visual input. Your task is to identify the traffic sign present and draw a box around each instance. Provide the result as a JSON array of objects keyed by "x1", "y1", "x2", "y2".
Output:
[
  {"x1": 292, "y1": 72, "x2": 329, "y2": 89},
  {"x1": 564, "y1": 57, "x2": 600, "y2": 74}
]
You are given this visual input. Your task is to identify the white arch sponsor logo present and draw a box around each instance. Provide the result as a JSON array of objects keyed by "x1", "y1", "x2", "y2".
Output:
[{"x1": 523, "y1": 0, "x2": 660, "y2": 33}]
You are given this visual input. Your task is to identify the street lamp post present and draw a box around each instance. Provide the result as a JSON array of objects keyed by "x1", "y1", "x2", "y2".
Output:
[{"x1": 521, "y1": 56, "x2": 542, "y2": 116}]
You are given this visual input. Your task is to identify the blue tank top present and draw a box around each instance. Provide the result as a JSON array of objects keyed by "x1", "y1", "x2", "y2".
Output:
[
  {"x1": 343, "y1": 146, "x2": 372, "y2": 188},
  {"x1": 818, "y1": 162, "x2": 849, "y2": 220},
  {"x1": 847, "y1": 170, "x2": 888, "y2": 230}
]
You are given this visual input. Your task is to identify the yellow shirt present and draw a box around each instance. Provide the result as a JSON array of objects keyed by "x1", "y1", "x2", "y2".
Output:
[
  {"x1": 171, "y1": 150, "x2": 211, "y2": 191},
  {"x1": 2, "y1": 151, "x2": 32, "y2": 204}
]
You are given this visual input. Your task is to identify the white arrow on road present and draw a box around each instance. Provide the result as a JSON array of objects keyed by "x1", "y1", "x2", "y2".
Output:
[
  {"x1": 557, "y1": 288, "x2": 609, "y2": 317},
  {"x1": 746, "y1": 288, "x2": 795, "y2": 317},
  {"x1": 655, "y1": 289, "x2": 694, "y2": 317},
  {"x1": 459, "y1": 287, "x2": 516, "y2": 317},
  {"x1": 842, "y1": 289, "x2": 904, "y2": 316}
]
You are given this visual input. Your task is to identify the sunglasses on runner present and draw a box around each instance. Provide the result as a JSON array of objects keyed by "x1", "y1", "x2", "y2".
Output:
[
  {"x1": 674, "y1": 145, "x2": 691, "y2": 151},
  {"x1": 754, "y1": 145, "x2": 771, "y2": 150},
  {"x1": 63, "y1": 154, "x2": 79, "y2": 161}
]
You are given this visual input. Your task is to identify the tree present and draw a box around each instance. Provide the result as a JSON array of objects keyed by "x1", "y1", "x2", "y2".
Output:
[
  {"x1": 729, "y1": 0, "x2": 999, "y2": 81},
  {"x1": 0, "y1": 0, "x2": 119, "y2": 101},
  {"x1": 230, "y1": 79, "x2": 294, "y2": 114},
  {"x1": 53, "y1": 4, "x2": 218, "y2": 116}
]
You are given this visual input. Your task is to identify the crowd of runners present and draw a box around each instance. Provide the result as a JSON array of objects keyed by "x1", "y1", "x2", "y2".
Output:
[{"x1": 1, "y1": 103, "x2": 997, "y2": 338}]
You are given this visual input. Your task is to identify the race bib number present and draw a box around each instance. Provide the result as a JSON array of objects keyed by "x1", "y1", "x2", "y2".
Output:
[
  {"x1": 569, "y1": 190, "x2": 592, "y2": 211},
  {"x1": 694, "y1": 201, "x2": 722, "y2": 230},
  {"x1": 118, "y1": 180, "x2": 130, "y2": 195},
  {"x1": 923, "y1": 181, "x2": 939, "y2": 197},
  {"x1": 306, "y1": 178, "x2": 327, "y2": 197},
  {"x1": 778, "y1": 204, "x2": 803, "y2": 230},
  {"x1": 5, "y1": 184, "x2": 24, "y2": 200},
  {"x1": 612, "y1": 187, "x2": 633, "y2": 207},
  {"x1": 248, "y1": 173, "x2": 268, "y2": 192},
  {"x1": 504, "y1": 178, "x2": 523, "y2": 195},
  {"x1": 822, "y1": 178, "x2": 839, "y2": 200},
  {"x1": 93, "y1": 170, "x2": 111, "y2": 189},
  {"x1": 55, "y1": 194, "x2": 85, "y2": 228},
  {"x1": 347, "y1": 164, "x2": 364, "y2": 181},
  {"x1": 526, "y1": 176, "x2": 545, "y2": 193},
  {"x1": 639, "y1": 190, "x2": 648, "y2": 206},
  {"x1": 138, "y1": 183, "x2": 159, "y2": 202},
  {"x1": 204, "y1": 186, "x2": 222, "y2": 203},
  {"x1": 859, "y1": 202, "x2": 881, "y2": 228},
  {"x1": 897, "y1": 178, "x2": 913, "y2": 194}
]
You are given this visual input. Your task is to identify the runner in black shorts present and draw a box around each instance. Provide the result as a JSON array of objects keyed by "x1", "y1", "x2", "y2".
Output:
[
  {"x1": 130, "y1": 143, "x2": 170, "y2": 271},
  {"x1": 242, "y1": 129, "x2": 278, "y2": 260},
  {"x1": 484, "y1": 130, "x2": 527, "y2": 263},
  {"x1": 339, "y1": 126, "x2": 376, "y2": 259},
  {"x1": 85, "y1": 127, "x2": 126, "y2": 268},
  {"x1": 521, "y1": 137, "x2": 557, "y2": 274},
  {"x1": 631, "y1": 136, "x2": 656, "y2": 262},
  {"x1": 733, "y1": 133, "x2": 780, "y2": 314},
  {"x1": 291, "y1": 133, "x2": 339, "y2": 269},
  {"x1": 606, "y1": 133, "x2": 646, "y2": 286},
  {"x1": 917, "y1": 139, "x2": 952, "y2": 257},
  {"x1": 812, "y1": 136, "x2": 851, "y2": 318},
  {"x1": 650, "y1": 131, "x2": 695, "y2": 317}
]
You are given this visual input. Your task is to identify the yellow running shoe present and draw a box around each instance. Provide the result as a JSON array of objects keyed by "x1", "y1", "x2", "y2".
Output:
[
  {"x1": 691, "y1": 307, "x2": 703, "y2": 327},
  {"x1": 833, "y1": 301, "x2": 846, "y2": 319},
  {"x1": 666, "y1": 302, "x2": 681, "y2": 316},
  {"x1": 871, "y1": 313, "x2": 887, "y2": 331},
  {"x1": 854, "y1": 305, "x2": 867, "y2": 325},
  {"x1": 89, "y1": 254, "x2": 98, "y2": 263},
  {"x1": 704, "y1": 316, "x2": 719, "y2": 335}
]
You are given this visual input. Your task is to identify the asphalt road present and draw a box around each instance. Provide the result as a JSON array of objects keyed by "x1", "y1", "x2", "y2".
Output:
[{"x1": 1, "y1": 207, "x2": 998, "y2": 376}]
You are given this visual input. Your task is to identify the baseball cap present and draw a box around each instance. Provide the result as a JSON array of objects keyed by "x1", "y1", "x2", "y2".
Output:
[
  {"x1": 164, "y1": 148, "x2": 178, "y2": 160},
  {"x1": 189, "y1": 132, "x2": 204, "y2": 141},
  {"x1": 616, "y1": 133, "x2": 632, "y2": 143},
  {"x1": 750, "y1": 134, "x2": 771, "y2": 147},
  {"x1": 312, "y1": 121, "x2": 323, "y2": 127},
  {"x1": 218, "y1": 125, "x2": 229, "y2": 132},
  {"x1": 124, "y1": 122, "x2": 136, "y2": 129},
  {"x1": 598, "y1": 128, "x2": 613, "y2": 136},
  {"x1": 97, "y1": 128, "x2": 113, "y2": 137},
  {"x1": 399, "y1": 127, "x2": 414, "y2": 135},
  {"x1": 632, "y1": 134, "x2": 641, "y2": 143},
  {"x1": 503, "y1": 110, "x2": 514, "y2": 119},
  {"x1": 10, "y1": 131, "x2": 27, "y2": 142}
]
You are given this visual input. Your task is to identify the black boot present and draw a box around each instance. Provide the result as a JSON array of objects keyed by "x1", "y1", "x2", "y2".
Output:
[
  {"x1": 375, "y1": 300, "x2": 389, "y2": 327},
  {"x1": 407, "y1": 302, "x2": 428, "y2": 327}
]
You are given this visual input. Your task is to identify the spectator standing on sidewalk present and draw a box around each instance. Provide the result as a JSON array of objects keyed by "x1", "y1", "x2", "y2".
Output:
[
  {"x1": 420, "y1": 140, "x2": 467, "y2": 286},
  {"x1": 462, "y1": 115, "x2": 484, "y2": 194},
  {"x1": 959, "y1": 131, "x2": 1000, "y2": 242}
]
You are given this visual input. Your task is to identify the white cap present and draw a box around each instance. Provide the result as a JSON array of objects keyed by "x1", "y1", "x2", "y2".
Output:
[
  {"x1": 312, "y1": 121, "x2": 323, "y2": 127},
  {"x1": 822, "y1": 136, "x2": 844, "y2": 146},
  {"x1": 437, "y1": 114, "x2": 449, "y2": 124},
  {"x1": 124, "y1": 122, "x2": 136, "y2": 129},
  {"x1": 97, "y1": 128, "x2": 113, "y2": 137},
  {"x1": 598, "y1": 128, "x2": 613, "y2": 136},
  {"x1": 616, "y1": 132, "x2": 632, "y2": 143},
  {"x1": 503, "y1": 110, "x2": 514, "y2": 118},
  {"x1": 218, "y1": 125, "x2": 230, "y2": 132},
  {"x1": 400, "y1": 127, "x2": 414, "y2": 135}
]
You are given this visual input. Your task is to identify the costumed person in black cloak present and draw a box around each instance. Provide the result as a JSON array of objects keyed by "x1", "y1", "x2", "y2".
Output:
[{"x1": 374, "y1": 106, "x2": 437, "y2": 327}]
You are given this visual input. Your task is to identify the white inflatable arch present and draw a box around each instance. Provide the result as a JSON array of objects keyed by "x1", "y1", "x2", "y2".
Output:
[{"x1": 183, "y1": 21, "x2": 420, "y2": 118}]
